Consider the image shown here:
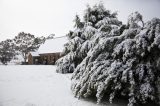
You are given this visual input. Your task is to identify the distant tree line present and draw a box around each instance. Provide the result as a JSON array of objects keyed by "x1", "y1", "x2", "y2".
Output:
[{"x1": 0, "y1": 32, "x2": 54, "y2": 64}]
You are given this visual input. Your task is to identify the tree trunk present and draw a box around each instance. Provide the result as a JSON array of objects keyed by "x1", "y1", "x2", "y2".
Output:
[{"x1": 24, "y1": 53, "x2": 27, "y2": 63}]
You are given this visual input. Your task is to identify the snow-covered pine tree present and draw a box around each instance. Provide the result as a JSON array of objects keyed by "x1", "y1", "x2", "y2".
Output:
[
  {"x1": 71, "y1": 10, "x2": 160, "y2": 106},
  {"x1": 56, "y1": 3, "x2": 122, "y2": 73},
  {"x1": 56, "y1": 3, "x2": 160, "y2": 105}
]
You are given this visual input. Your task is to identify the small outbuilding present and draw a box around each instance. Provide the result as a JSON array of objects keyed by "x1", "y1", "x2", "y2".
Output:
[{"x1": 28, "y1": 36, "x2": 67, "y2": 65}]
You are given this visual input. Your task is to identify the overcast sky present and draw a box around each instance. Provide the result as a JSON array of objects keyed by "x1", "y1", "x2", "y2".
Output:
[{"x1": 0, "y1": 0, "x2": 160, "y2": 41}]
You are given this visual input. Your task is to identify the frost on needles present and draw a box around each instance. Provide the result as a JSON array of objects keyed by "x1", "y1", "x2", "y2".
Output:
[{"x1": 56, "y1": 3, "x2": 160, "y2": 106}]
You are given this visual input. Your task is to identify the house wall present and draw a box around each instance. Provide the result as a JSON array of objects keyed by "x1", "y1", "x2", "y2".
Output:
[
  {"x1": 28, "y1": 52, "x2": 62, "y2": 65},
  {"x1": 39, "y1": 52, "x2": 61, "y2": 65},
  {"x1": 28, "y1": 53, "x2": 41, "y2": 65}
]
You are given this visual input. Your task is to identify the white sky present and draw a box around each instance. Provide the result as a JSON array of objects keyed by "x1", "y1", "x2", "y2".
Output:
[{"x1": 0, "y1": 0, "x2": 160, "y2": 41}]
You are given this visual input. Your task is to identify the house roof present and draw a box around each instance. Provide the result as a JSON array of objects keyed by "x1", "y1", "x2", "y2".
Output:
[
  {"x1": 30, "y1": 52, "x2": 40, "y2": 57},
  {"x1": 38, "y1": 36, "x2": 68, "y2": 54}
]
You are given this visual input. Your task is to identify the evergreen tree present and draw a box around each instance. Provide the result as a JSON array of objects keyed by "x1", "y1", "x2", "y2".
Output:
[
  {"x1": 14, "y1": 32, "x2": 37, "y2": 63},
  {"x1": 33, "y1": 36, "x2": 47, "y2": 49},
  {"x1": 71, "y1": 14, "x2": 160, "y2": 106},
  {"x1": 74, "y1": 15, "x2": 84, "y2": 29},
  {"x1": 56, "y1": 3, "x2": 122, "y2": 73},
  {"x1": 0, "y1": 39, "x2": 16, "y2": 64},
  {"x1": 128, "y1": 11, "x2": 144, "y2": 29},
  {"x1": 56, "y1": 3, "x2": 160, "y2": 106}
]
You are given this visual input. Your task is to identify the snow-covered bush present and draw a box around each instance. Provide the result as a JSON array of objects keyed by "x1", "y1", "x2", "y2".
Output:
[{"x1": 56, "y1": 3, "x2": 160, "y2": 106}]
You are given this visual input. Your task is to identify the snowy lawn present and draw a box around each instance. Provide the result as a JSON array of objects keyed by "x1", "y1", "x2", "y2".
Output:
[{"x1": 0, "y1": 65, "x2": 127, "y2": 106}]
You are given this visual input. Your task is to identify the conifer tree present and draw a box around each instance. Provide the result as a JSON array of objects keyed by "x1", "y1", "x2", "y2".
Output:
[
  {"x1": 14, "y1": 32, "x2": 37, "y2": 63},
  {"x1": 56, "y1": 3, "x2": 121, "y2": 73},
  {"x1": 57, "y1": 3, "x2": 160, "y2": 106},
  {"x1": 0, "y1": 39, "x2": 16, "y2": 64}
]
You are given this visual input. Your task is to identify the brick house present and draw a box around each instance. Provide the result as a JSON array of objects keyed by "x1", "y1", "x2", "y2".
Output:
[{"x1": 28, "y1": 36, "x2": 67, "y2": 65}]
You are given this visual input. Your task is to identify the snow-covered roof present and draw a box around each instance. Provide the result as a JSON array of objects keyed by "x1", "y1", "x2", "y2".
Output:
[
  {"x1": 30, "y1": 52, "x2": 40, "y2": 57},
  {"x1": 38, "y1": 36, "x2": 68, "y2": 54}
]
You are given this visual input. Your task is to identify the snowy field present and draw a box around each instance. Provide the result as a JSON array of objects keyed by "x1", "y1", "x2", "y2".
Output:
[{"x1": 0, "y1": 65, "x2": 127, "y2": 106}]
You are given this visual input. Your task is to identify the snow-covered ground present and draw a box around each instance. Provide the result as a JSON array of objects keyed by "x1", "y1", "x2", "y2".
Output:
[{"x1": 0, "y1": 65, "x2": 127, "y2": 106}]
